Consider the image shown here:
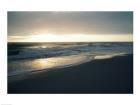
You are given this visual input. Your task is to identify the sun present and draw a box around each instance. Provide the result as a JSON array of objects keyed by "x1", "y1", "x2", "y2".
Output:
[{"x1": 26, "y1": 34, "x2": 59, "y2": 42}]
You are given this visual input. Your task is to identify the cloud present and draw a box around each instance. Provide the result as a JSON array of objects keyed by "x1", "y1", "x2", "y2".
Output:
[{"x1": 8, "y1": 12, "x2": 133, "y2": 36}]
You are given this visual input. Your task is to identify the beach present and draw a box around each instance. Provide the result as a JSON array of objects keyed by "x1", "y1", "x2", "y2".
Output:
[{"x1": 8, "y1": 54, "x2": 133, "y2": 94}]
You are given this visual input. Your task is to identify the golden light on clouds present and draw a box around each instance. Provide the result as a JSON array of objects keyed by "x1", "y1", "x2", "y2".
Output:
[
  {"x1": 8, "y1": 34, "x2": 133, "y2": 42},
  {"x1": 8, "y1": 12, "x2": 133, "y2": 42}
]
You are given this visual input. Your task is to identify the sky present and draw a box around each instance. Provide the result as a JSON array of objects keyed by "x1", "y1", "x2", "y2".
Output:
[{"x1": 8, "y1": 12, "x2": 133, "y2": 42}]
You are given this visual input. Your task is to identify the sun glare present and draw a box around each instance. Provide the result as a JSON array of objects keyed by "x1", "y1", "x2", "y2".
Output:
[{"x1": 8, "y1": 33, "x2": 133, "y2": 42}]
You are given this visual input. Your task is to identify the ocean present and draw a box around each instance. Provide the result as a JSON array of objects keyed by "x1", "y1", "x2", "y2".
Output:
[{"x1": 8, "y1": 42, "x2": 133, "y2": 76}]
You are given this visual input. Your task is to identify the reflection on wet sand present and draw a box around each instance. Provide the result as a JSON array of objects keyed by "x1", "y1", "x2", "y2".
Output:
[{"x1": 8, "y1": 55, "x2": 92, "y2": 76}]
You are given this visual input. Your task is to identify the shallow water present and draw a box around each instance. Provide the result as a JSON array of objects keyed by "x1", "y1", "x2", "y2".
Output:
[{"x1": 8, "y1": 42, "x2": 133, "y2": 76}]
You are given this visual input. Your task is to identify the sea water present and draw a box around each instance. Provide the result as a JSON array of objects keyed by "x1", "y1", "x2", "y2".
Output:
[{"x1": 8, "y1": 42, "x2": 133, "y2": 76}]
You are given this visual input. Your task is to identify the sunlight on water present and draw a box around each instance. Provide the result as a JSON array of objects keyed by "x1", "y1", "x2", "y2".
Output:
[
  {"x1": 8, "y1": 42, "x2": 133, "y2": 76},
  {"x1": 8, "y1": 55, "x2": 93, "y2": 76},
  {"x1": 94, "y1": 55, "x2": 113, "y2": 59},
  {"x1": 94, "y1": 53, "x2": 126, "y2": 59}
]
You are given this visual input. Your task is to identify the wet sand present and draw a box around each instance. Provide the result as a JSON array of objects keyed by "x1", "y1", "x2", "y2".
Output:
[{"x1": 8, "y1": 54, "x2": 133, "y2": 94}]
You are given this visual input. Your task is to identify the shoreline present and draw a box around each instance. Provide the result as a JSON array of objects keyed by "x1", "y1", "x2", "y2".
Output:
[
  {"x1": 8, "y1": 53, "x2": 130, "y2": 78},
  {"x1": 8, "y1": 54, "x2": 133, "y2": 94}
]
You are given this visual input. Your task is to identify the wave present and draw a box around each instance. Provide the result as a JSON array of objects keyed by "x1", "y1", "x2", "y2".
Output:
[
  {"x1": 8, "y1": 42, "x2": 133, "y2": 77},
  {"x1": 8, "y1": 42, "x2": 133, "y2": 61}
]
